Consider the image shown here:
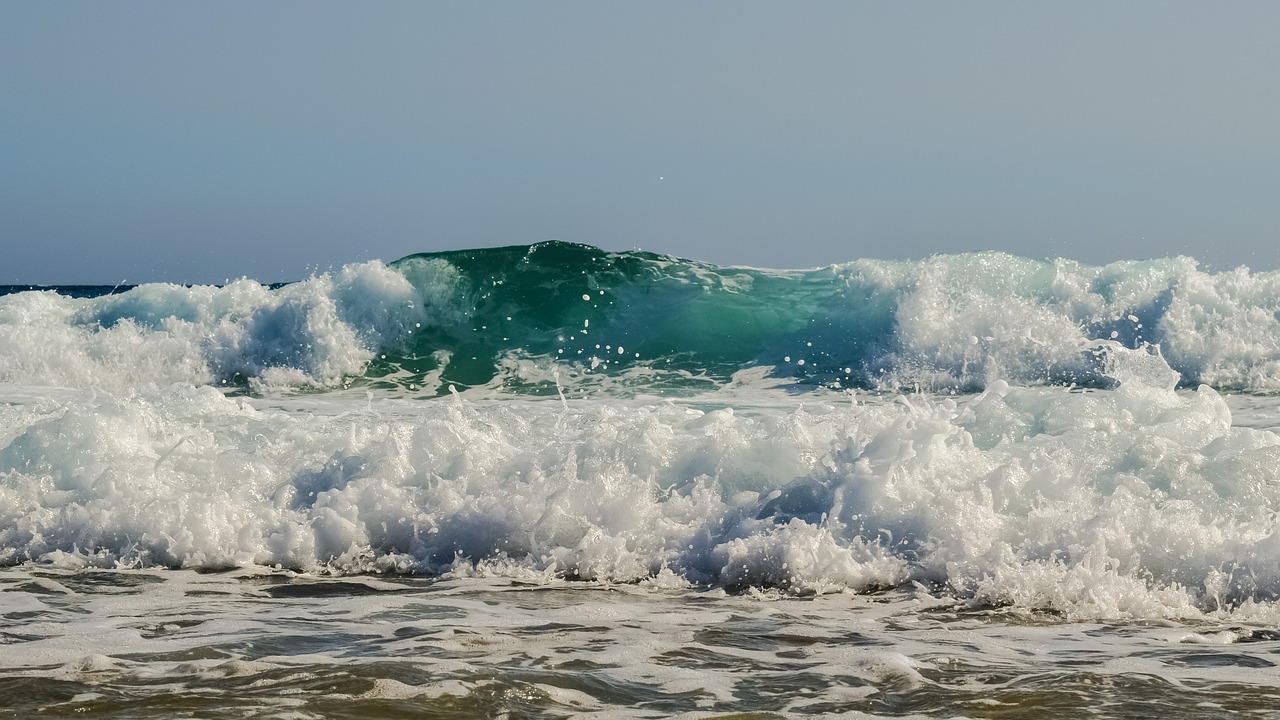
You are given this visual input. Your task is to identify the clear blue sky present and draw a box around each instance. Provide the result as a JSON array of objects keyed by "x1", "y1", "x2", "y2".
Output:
[{"x1": 4, "y1": 2, "x2": 1280, "y2": 284}]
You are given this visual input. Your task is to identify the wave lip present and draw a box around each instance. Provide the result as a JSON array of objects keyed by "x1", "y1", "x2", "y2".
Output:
[
  {"x1": 3, "y1": 243, "x2": 1280, "y2": 395},
  {"x1": 0, "y1": 261, "x2": 424, "y2": 393}
]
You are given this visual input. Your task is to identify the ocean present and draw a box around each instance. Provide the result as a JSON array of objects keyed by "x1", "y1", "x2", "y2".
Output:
[{"x1": 4, "y1": 241, "x2": 1280, "y2": 717}]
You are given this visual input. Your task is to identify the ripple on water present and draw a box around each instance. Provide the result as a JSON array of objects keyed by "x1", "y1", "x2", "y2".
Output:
[{"x1": 5, "y1": 567, "x2": 1280, "y2": 718}]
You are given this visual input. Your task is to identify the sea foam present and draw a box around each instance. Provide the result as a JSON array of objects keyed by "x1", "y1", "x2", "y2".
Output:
[
  {"x1": 2, "y1": 343, "x2": 1278, "y2": 620},
  {"x1": 0, "y1": 261, "x2": 425, "y2": 393}
]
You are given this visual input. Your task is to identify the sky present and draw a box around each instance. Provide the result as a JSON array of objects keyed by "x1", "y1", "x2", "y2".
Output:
[{"x1": 3, "y1": 2, "x2": 1280, "y2": 284}]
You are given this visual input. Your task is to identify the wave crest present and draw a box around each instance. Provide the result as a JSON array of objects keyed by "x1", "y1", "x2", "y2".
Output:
[{"x1": 3, "y1": 243, "x2": 1280, "y2": 395}]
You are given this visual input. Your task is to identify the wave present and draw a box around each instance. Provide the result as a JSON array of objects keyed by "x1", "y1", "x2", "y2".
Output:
[
  {"x1": 1, "y1": 361, "x2": 1277, "y2": 620},
  {"x1": 8, "y1": 243, "x2": 1280, "y2": 618},
  {"x1": 3, "y1": 241, "x2": 1280, "y2": 395}
]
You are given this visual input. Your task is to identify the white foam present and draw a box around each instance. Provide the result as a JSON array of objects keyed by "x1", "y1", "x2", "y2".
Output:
[
  {"x1": 0, "y1": 262, "x2": 427, "y2": 393},
  {"x1": 2, "y1": 347, "x2": 1280, "y2": 620},
  {"x1": 833, "y1": 253, "x2": 1280, "y2": 391}
]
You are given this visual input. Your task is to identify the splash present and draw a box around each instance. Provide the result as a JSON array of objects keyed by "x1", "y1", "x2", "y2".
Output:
[
  {"x1": 2, "y1": 347, "x2": 1279, "y2": 620},
  {"x1": 5, "y1": 242, "x2": 1280, "y2": 396}
]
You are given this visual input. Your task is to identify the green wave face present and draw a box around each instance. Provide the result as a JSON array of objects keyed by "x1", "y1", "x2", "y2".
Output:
[
  {"x1": 381, "y1": 242, "x2": 1280, "y2": 396},
  {"x1": 382, "y1": 242, "x2": 898, "y2": 395}
]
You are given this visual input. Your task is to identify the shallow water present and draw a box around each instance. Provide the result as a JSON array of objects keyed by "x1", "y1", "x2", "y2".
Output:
[{"x1": 5, "y1": 567, "x2": 1280, "y2": 718}]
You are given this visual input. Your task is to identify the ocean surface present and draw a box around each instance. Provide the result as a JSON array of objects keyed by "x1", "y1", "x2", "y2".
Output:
[{"x1": 5, "y1": 241, "x2": 1280, "y2": 717}]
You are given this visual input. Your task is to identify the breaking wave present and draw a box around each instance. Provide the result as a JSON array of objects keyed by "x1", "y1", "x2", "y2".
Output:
[{"x1": 2, "y1": 241, "x2": 1280, "y2": 395}]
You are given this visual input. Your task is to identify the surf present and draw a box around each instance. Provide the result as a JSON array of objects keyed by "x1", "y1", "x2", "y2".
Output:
[{"x1": 4, "y1": 242, "x2": 1280, "y2": 397}]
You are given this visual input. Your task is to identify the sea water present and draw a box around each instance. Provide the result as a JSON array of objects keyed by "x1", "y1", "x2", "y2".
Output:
[{"x1": 4, "y1": 242, "x2": 1280, "y2": 717}]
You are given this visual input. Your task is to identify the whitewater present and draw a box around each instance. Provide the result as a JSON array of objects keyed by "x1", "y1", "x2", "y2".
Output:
[{"x1": 5, "y1": 241, "x2": 1280, "y2": 717}]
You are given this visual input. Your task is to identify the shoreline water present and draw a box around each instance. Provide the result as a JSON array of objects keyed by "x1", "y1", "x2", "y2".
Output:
[{"x1": 6, "y1": 566, "x2": 1280, "y2": 718}]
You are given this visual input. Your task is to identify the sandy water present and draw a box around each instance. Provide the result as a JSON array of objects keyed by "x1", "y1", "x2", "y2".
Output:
[{"x1": 5, "y1": 565, "x2": 1280, "y2": 718}]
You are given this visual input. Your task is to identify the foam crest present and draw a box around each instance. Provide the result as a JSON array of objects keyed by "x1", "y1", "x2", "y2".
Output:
[
  {"x1": 0, "y1": 262, "x2": 425, "y2": 393},
  {"x1": 3, "y1": 351, "x2": 1279, "y2": 620},
  {"x1": 826, "y1": 254, "x2": 1280, "y2": 392},
  {"x1": 5, "y1": 245, "x2": 1280, "y2": 395},
  {"x1": 382, "y1": 246, "x2": 1280, "y2": 394}
]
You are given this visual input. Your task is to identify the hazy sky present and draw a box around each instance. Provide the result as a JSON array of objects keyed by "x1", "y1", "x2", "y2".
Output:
[{"x1": 4, "y1": 2, "x2": 1280, "y2": 283}]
